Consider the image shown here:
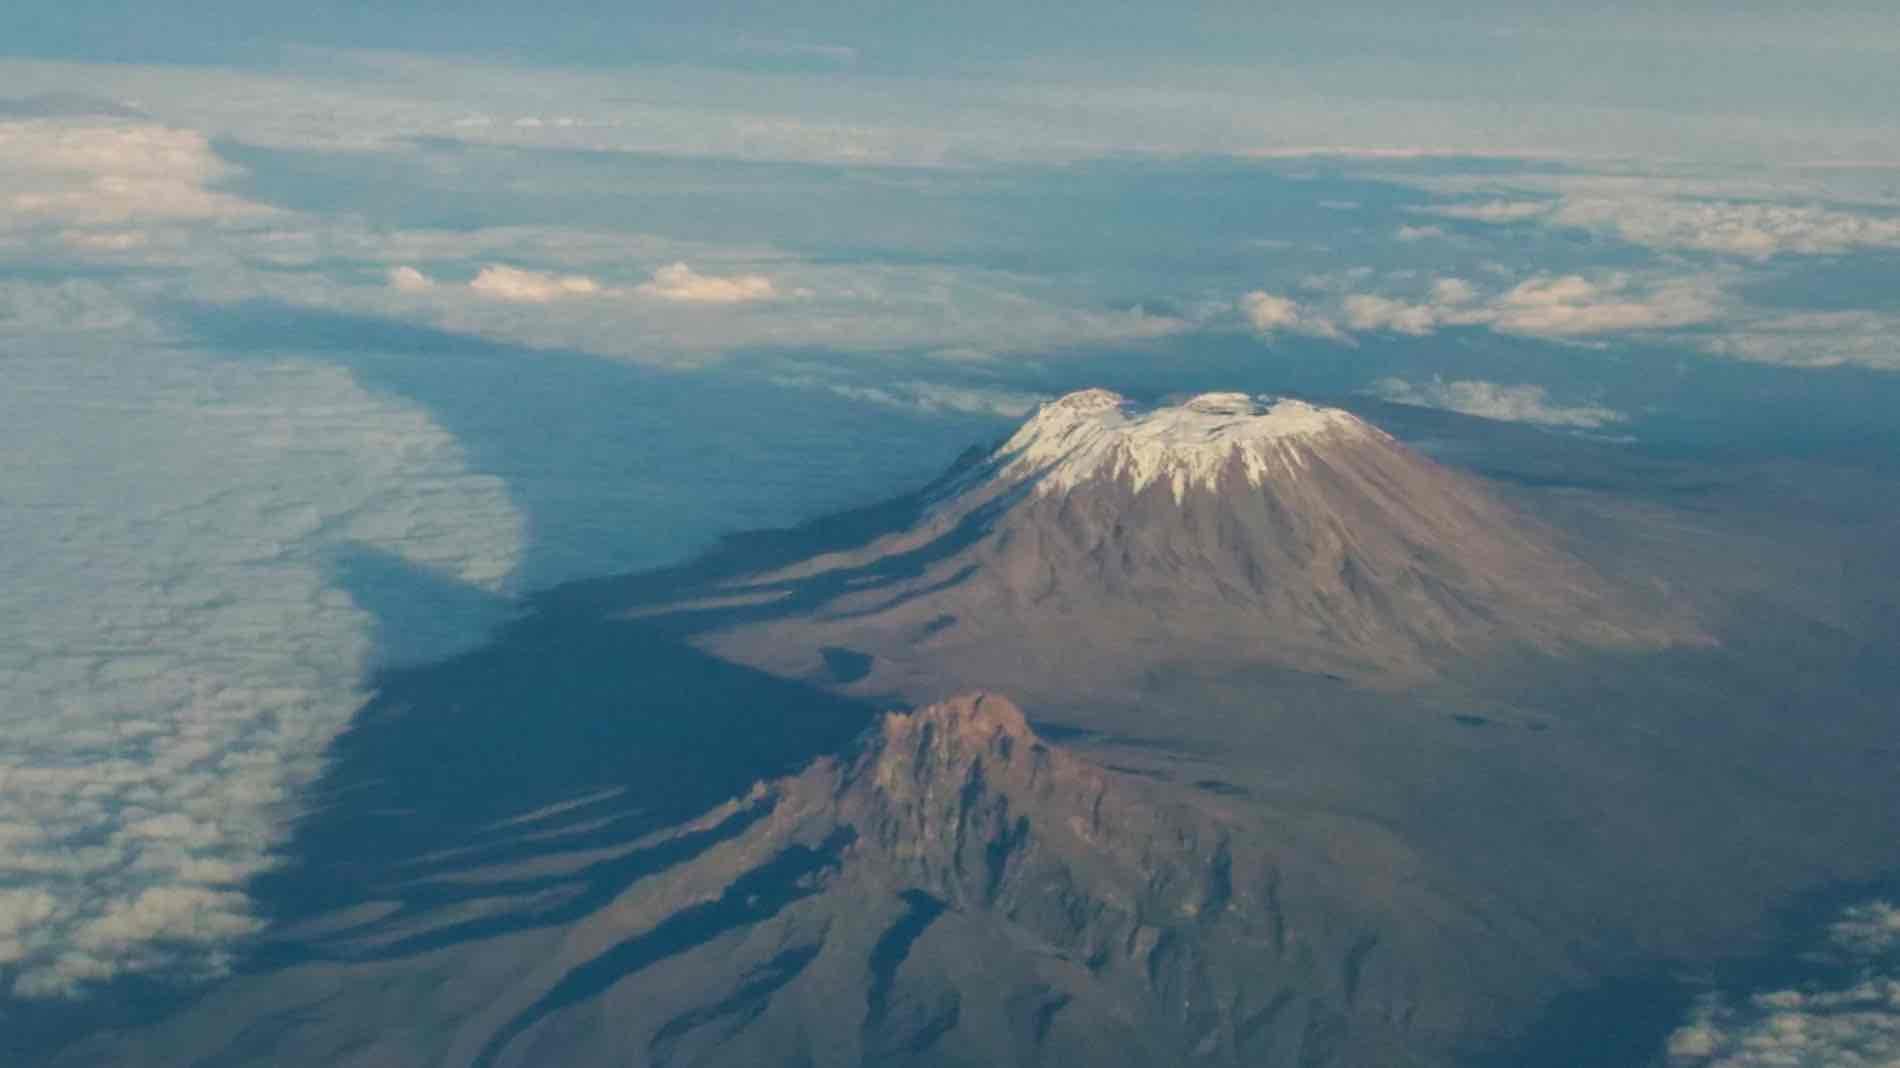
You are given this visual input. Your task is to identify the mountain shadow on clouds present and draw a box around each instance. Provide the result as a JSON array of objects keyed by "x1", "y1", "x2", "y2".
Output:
[
  {"x1": 177, "y1": 299, "x2": 1008, "y2": 592},
  {"x1": 322, "y1": 543, "x2": 520, "y2": 669}
]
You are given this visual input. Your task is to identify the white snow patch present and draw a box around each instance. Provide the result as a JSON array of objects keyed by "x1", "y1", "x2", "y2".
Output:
[{"x1": 997, "y1": 389, "x2": 1378, "y2": 502}]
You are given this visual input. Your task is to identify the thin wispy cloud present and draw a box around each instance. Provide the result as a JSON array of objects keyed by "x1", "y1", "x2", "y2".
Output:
[
  {"x1": 1370, "y1": 377, "x2": 1626, "y2": 429},
  {"x1": 1420, "y1": 199, "x2": 1552, "y2": 223}
]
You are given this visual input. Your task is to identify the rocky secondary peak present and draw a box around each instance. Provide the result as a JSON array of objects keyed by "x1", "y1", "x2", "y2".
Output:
[
  {"x1": 845, "y1": 694, "x2": 1075, "y2": 852},
  {"x1": 997, "y1": 388, "x2": 1378, "y2": 502},
  {"x1": 872, "y1": 692, "x2": 1033, "y2": 764}
]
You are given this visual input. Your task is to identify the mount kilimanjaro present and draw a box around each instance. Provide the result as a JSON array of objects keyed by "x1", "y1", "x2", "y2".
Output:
[{"x1": 663, "y1": 388, "x2": 1696, "y2": 699}]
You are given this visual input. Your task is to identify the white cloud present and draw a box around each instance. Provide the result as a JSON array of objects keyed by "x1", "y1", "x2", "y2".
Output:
[
  {"x1": 249, "y1": 254, "x2": 1185, "y2": 365},
  {"x1": 1343, "y1": 294, "x2": 1441, "y2": 336},
  {"x1": 469, "y1": 263, "x2": 603, "y2": 303},
  {"x1": 1269, "y1": 270, "x2": 1723, "y2": 345},
  {"x1": 781, "y1": 377, "x2": 1046, "y2": 418},
  {"x1": 387, "y1": 264, "x2": 436, "y2": 292},
  {"x1": 1412, "y1": 178, "x2": 1900, "y2": 259},
  {"x1": 1486, "y1": 272, "x2": 1721, "y2": 337},
  {"x1": 0, "y1": 330, "x2": 523, "y2": 997},
  {"x1": 1552, "y1": 197, "x2": 1900, "y2": 258},
  {"x1": 1431, "y1": 277, "x2": 1479, "y2": 305},
  {"x1": 1370, "y1": 377, "x2": 1626, "y2": 428},
  {"x1": 1665, "y1": 899, "x2": 1900, "y2": 1068},
  {"x1": 0, "y1": 119, "x2": 272, "y2": 234},
  {"x1": 1238, "y1": 290, "x2": 1343, "y2": 340},
  {"x1": 634, "y1": 261, "x2": 778, "y2": 304},
  {"x1": 1395, "y1": 224, "x2": 1446, "y2": 242}
]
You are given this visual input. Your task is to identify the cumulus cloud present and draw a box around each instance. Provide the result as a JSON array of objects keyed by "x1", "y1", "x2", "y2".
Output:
[
  {"x1": 387, "y1": 264, "x2": 436, "y2": 292},
  {"x1": 1431, "y1": 277, "x2": 1479, "y2": 305},
  {"x1": 0, "y1": 119, "x2": 272, "y2": 233},
  {"x1": 1666, "y1": 900, "x2": 1900, "y2": 1067},
  {"x1": 0, "y1": 335, "x2": 523, "y2": 997},
  {"x1": 1373, "y1": 273, "x2": 1715, "y2": 339},
  {"x1": 1238, "y1": 290, "x2": 1344, "y2": 340},
  {"x1": 1370, "y1": 377, "x2": 1626, "y2": 428},
  {"x1": 1486, "y1": 272, "x2": 1721, "y2": 337},
  {"x1": 1552, "y1": 197, "x2": 1900, "y2": 258},
  {"x1": 402, "y1": 261, "x2": 779, "y2": 310},
  {"x1": 1395, "y1": 224, "x2": 1447, "y2": 242},
  {"x1": 634, "y1": 261, "x2": 778, "y2": 304},
  {"x1": 1259, "y1": 271, "x2": 1723, "y2": 346},
  {"x1": 1343, "y1": 294, "x2": 1442, "y2": 335},
  {"x1": 469, "y1": 263, "x2": 603, "y2": 303}
]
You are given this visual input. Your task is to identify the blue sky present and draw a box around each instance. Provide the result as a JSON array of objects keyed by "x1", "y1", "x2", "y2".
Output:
[{"x1": 2, "y1": 0, "x2": 1899, "y2": 1043}]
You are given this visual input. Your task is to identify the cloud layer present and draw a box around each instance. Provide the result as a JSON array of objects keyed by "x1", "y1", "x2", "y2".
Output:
[
  {"x1": 0, "y1": 321, "x2": 523, "y2": 997},
  {"x1": 0, "y1": 118, "x2": 271, "y2": 234},
  {"x1": 1424, "y1": 190, "x2": 1900, "y2": 259},
  {"x1": 1247, "y1": 272, "x2": 1722, "y2": 344}
]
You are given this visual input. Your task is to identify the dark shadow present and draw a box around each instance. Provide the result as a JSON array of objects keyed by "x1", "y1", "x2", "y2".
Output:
[
  {"x1": 821, "y1": 647, "x2": 876, "y2": 684},
  {"x1": 472, "y1": 828, "x2": 853, "y2": 1068},
  {"x1": 322, "y1": 544, "x2": 519, "y2": 669},
  {"x1": 1470, "y1": 874, "x2": 1900, "y2": 1068},
  {"x1": 529, "y1": 440, "x2": 1002, "y2": 632},
  {"x1": 173, "y1": 300, "x2": 1015, "y2": 592},
  {"x1": 249, "y1": 610, "x2": 878, "y2": 931}
]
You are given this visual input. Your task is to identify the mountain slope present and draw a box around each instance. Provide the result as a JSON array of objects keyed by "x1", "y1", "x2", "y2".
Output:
[{"x1": 668, "y1": 389, "x2": 1696, "y2": 695}]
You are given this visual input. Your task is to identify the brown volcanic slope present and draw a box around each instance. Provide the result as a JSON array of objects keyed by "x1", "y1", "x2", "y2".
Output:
[
  {"x1": 670, "y1": 389, "x2": 1697, "y2": 698},
  {"x1": 52, "y1": 696, "x2": 1499, "y2": 1068}
]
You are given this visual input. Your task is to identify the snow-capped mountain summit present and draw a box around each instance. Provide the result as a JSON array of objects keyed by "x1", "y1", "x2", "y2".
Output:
[{"x1": 997, "y1": 390, "x2": 1377, "y2": 501}]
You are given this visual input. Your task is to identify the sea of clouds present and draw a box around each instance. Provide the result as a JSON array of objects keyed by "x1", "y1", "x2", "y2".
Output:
[{"x1": 0, "y1": 328, "x2": 523, "y2": 996}]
